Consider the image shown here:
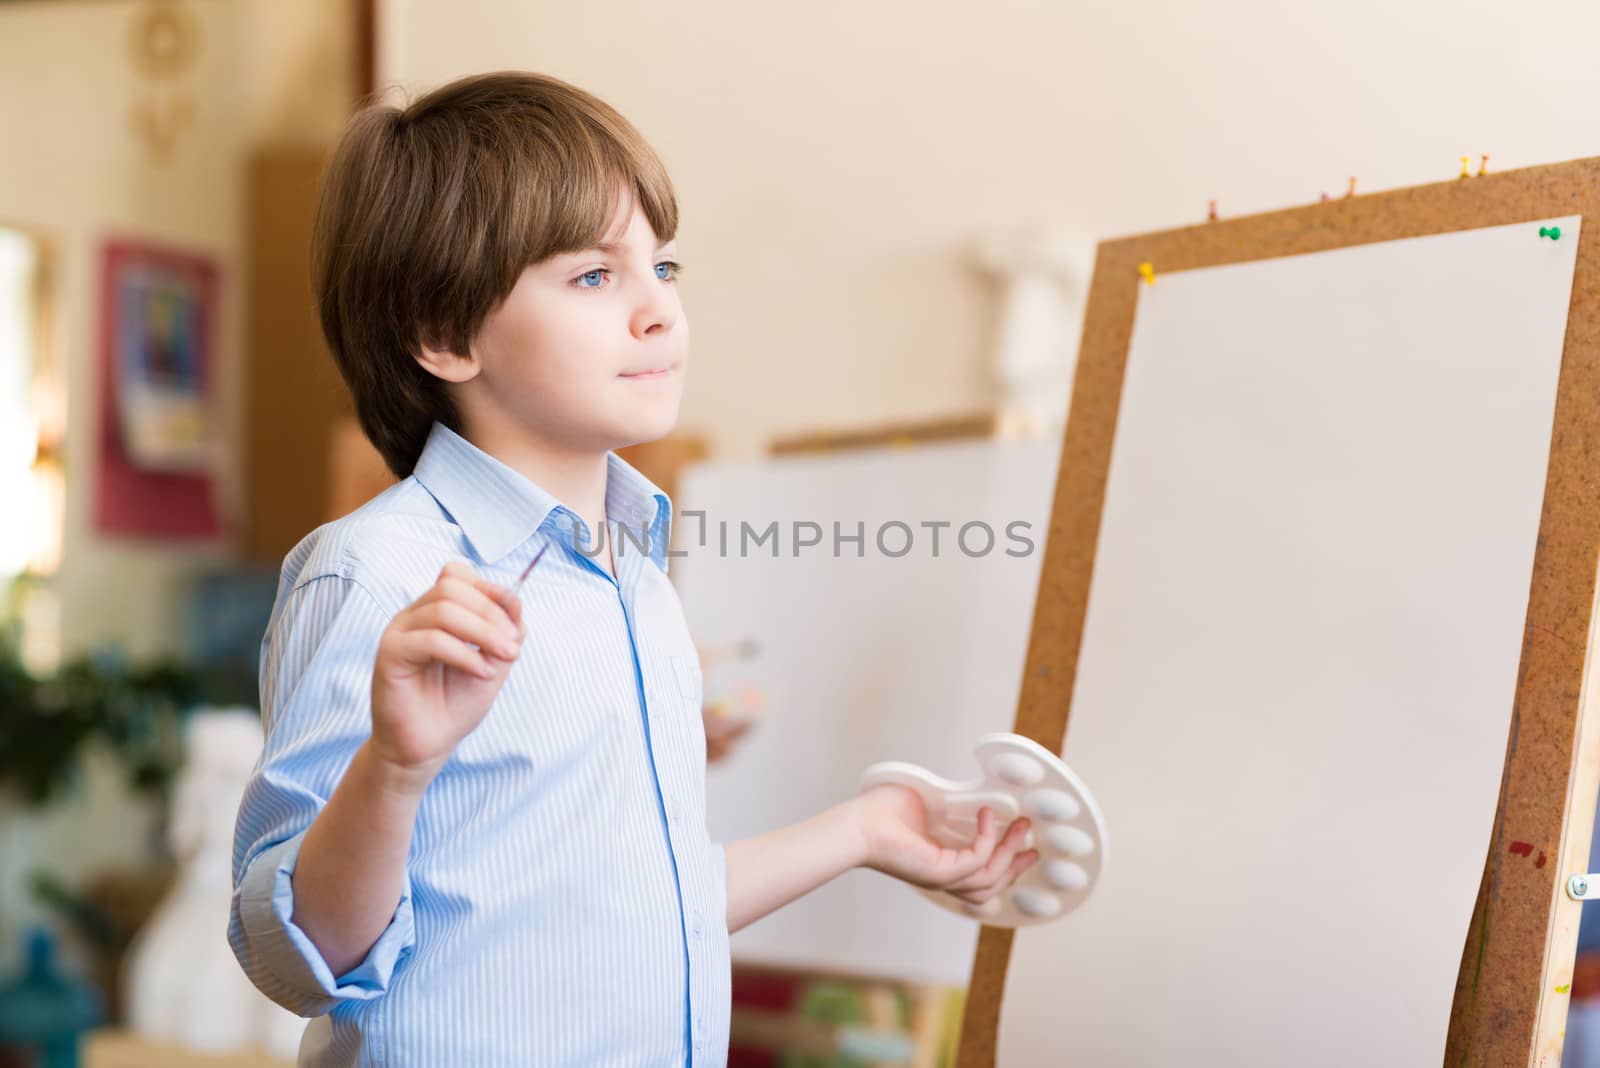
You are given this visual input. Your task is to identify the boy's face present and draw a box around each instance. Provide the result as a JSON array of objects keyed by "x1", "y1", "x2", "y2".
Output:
[{"x1": 430, "y1": 194, "x2": 688, "y2": 454}]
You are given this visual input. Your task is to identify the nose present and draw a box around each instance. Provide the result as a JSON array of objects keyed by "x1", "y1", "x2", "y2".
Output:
[{"x1": 630, "y1": 268, "x2": 679, "y2": 340}]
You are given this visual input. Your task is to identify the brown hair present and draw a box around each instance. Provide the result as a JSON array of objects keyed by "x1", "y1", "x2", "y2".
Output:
[{"x1": 311, "y1": 71, "x2": 679, "y2": 476}]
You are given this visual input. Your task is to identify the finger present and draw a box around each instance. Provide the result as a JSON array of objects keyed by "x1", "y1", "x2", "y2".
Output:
[
  {"x1": 955, "y1": 814, "x2": 1029, "y2": 885},
  {"x1": 974, "y1": 806, "x2": 998, "y2": 847},
  {"x1": 393, "y1": 628, "x2": 498, "y2": 680},
  {"x1": 434, "y1": 576, "x2": 522, "y2": 639},
  {"x1": 431, "y1": 564, "x2": 524, "y2": 633},
  {"x1": 405, "y1": 600, "x2": 521, "y2": 661},
  {"x1": 471, "y1": 575, "x2": 525, "y2": 631},
  {"x1": 949, "y1": 818, "x2": 1030, "y2": 893},
  {"x1": 944, "y1": 807, "x2": 1003, "y2": 882},
  {"x1": 407, "y1": 597, "x2": 515, "y2": 653},
  {"x1": 496, "y1": 587, "x2": 524, "y2": 628},
  {"x1": 1010, "y1": 849, "x2": 1041, "y2": 882},
  {"x1": 987, "y1": 817, "x2": 1032, "y2": 871},
  {"x1": 437, "y1": 560, "x2": 480, "y2": 586},
  {"x1": 953, "y1": 850, "x2": 1042, "y2": 905}
]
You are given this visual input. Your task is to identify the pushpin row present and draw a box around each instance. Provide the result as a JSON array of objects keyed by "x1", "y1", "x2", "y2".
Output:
[
  {"x1": 1320, "y1": 177, "x2": 1358, "y2": 202},
  {"x1": 1320, "y1": 155, "x2": 1491, "y2": 205}
]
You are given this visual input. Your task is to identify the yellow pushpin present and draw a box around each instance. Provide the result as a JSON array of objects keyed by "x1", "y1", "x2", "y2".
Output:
[
  {"x1": 1346, "y1": 176, "x2": 1358, "y2": 198},
  {"x1": 1460, "y1": 156, "x2": 1471, "y2": 180},
  {"x1": 1138, "y1": 262, "x2": 1156, "y2": 285},
  {"x1": 1478, "y1": 154, "x2": 1491, "y2": 177}
]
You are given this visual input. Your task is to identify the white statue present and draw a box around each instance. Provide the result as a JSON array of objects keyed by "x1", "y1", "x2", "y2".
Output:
[
  {"x1": 974, "y1": 226, "x2": 1097, "y2": 440},
  {"x1": 123, "y1": 708, "x2": 306, "y2": 1060}
]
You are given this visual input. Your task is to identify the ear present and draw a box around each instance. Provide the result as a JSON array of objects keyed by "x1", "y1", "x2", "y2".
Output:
[{"x1": 415, "y1": 339, "x2": 482, "y2": 384}]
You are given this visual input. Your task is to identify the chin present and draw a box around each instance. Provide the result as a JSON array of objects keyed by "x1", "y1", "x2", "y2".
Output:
[{"x1": 610, "y1": 407, "x2": 681, "y2": 451}]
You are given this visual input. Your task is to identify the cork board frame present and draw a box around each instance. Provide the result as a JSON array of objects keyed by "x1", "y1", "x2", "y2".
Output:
[
  {"x1": 956, "y1": 157, "x2": 1600, "y2": 1068},
  {"x1": 767, "y1": 410, "x2": 1000, "y2": 456}
]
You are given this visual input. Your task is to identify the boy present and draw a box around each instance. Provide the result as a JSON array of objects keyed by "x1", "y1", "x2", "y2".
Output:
[{"x1": 228, "y1": 71, "x2": 1038, "y2": 1066}]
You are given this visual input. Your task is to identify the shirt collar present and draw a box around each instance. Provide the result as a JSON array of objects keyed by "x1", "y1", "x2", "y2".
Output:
[
  {"x1": 411, "y1": 422, "x2": 673, "y2": 573},
  {"x1": 604, "y1": 446, "x2": 674, "y2": 571}
]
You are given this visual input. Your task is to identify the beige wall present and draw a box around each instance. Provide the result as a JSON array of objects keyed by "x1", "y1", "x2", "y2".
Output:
[
  {"x1": 2, "y1": 1, "x2": 244, "y2": 665},
  {"x1": 0, "y1": 0, "x2": 349, "y2": 973},
  {"x1": 382, "y1": 0, "x2": 1600, "y2": 459},
  {"x1": 0, "y1": 0, "x2": 350, "y2": 665}
]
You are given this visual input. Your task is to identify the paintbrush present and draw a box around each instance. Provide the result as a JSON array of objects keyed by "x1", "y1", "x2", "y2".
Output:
[{"x1": 509, "y1": 544, "x2": 548, "y2": 595}]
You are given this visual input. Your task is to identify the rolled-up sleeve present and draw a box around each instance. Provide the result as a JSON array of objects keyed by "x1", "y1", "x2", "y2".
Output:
[
  {"x1": 228, "y1": 574, "x2": 414, "y2": 1018},
  {"x1": 234, "y1": 828, "x2": 414, "y2": 1016}
]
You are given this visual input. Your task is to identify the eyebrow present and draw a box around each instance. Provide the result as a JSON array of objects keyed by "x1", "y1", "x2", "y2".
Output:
[{"x1": 581, "y1": 239, "x2": 674, "y2": 256}]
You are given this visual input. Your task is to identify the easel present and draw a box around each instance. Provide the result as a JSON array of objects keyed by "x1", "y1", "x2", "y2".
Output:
[{"x1": 957, "y1": 157, "x2": 1600, "y2": 1066}]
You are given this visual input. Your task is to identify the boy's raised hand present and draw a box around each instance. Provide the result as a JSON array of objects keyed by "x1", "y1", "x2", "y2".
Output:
[
  {"x1": 369, "y1": 561, "x2": 525, "y2": 787},
  {"x1": 854, "y1": 784, "x2": 1039, "y2": 907}
]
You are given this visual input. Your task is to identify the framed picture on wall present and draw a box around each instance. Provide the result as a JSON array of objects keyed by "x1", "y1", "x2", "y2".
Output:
[{"x1": 96, "y1": 239, "x2": 225, "y2": 540}]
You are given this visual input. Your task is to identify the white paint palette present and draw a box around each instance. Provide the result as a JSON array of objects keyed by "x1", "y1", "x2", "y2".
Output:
[{"x1": 860, "y1": 733, "x2": 1108, "y2": 927}]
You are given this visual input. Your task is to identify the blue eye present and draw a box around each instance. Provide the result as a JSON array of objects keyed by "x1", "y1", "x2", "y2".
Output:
[
  {"x1": 655, "y1": 260, "x2": 682, "y2": 281},
  {"x1": 576, "y1": 269, "x2": 607, "y2": 288}
]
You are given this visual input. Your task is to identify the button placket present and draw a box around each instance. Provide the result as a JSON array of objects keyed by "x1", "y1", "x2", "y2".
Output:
[{"x1": 692, "y1": 897, "x2": 710, "y2": 1057}]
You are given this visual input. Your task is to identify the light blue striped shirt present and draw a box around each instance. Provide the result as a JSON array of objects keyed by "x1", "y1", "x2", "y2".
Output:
[{"x1": 229, "y1": 422, "x2": 730, "y2": 1066}]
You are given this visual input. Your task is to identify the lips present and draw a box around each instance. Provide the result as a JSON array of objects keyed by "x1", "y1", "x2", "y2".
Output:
[{"x1": 620, "y1": 363, "x2": 675, "y2": 378}]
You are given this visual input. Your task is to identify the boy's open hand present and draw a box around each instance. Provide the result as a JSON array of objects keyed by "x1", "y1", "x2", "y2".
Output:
[
  {"x1": 853, "y1": 784, "x2": 1039, "y2": 908},
  {"x1": 369, "y1": 561, "x2": 524, "y2": 786}
]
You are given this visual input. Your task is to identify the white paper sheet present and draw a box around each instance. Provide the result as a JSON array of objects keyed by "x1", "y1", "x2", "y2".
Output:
[
  {"x1": 998, "y1": 217, "x2": 1582, "y2": 1066},
  {"x1": 677, "y1": 440, "x2": 1062, "y2": 985}
]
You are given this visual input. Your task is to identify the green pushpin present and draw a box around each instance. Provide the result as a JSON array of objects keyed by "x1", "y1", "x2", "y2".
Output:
[{"x1": 1540, "y1": 225, "x2": 1562, "y2": 241}]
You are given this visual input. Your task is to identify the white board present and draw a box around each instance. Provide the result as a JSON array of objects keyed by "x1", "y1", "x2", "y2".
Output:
[
  {"x1": 676, "y1": 440, "x2": 1061, "y2": 985},
  {"x1": 998, "y1": 218, "x2": 1582, "y2": 1066}
]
